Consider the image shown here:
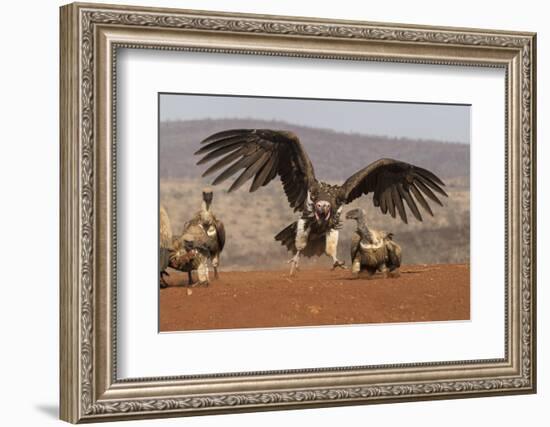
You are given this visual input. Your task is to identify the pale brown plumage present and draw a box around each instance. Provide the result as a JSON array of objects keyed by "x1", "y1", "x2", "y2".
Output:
[
  {"x1": 346, "y1": 208, "x2": 402, "y2": 279},
  {"x1": 182, "y1": 189, "x2": 226, "y2": 279},
  {"x1": 160, "y1": 205, "x2": 173, "y2": 248},
  {"x1": 159, "y1": 205, "x2": 208, "y2": 287},
  {"x1": 159, "y1": 205, "x2": 173, "y2": 288}
]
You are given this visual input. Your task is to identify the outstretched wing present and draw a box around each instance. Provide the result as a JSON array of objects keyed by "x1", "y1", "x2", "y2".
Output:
[
  {"x1": 195, "y1": 129, "x2": 317, "y2": 212},
  {"x1": 340, "y1": 158, "x2": 448, "y2": 224}
]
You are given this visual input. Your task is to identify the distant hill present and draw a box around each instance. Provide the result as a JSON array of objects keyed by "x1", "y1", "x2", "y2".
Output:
[{"x1": 160, "y1": 119, "x2": 470, "y2": 184}]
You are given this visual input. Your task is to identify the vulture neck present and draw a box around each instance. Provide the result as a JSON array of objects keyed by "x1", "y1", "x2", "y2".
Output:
[
  {"x1": 201, "y1": 200, "x2": 211, "y2": 213},
  {"x1": 355, "y1": 218, "x2": 373, "y2": 244}
]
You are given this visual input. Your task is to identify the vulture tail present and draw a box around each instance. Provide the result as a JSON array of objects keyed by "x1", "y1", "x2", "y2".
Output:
[
  {"x1": 275, "y1": 222, "x2": 298, "y2": 253},
  {"x1": 274, "y1": 222, "x2": 326, "y2": 257}
]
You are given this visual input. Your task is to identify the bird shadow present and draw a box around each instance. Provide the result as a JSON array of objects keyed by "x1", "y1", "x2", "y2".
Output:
[{"x1": 35, "y1": 403, "x2": 58, "y2": 419}]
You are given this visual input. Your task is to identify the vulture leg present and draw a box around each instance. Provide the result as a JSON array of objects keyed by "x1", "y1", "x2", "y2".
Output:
[
  {"x1": 212, "y1": 253, "x2": 220, "y2": 280},
  {"x1": 365, "y1": 266, "x2": 377, "y2": 279},
  {"x1": 196, "y1": 258, "x2": 210, "y2": 287},
  {"x1": 288, "y1": 218, "x2": 309, "y2": 276},
  {"x1": 187, "y1": 271, "x2": 194, "y2": 287},
  {"x1": 288, "y1": 251, "x2": 301, "y2": 277},
  {"x1": 326, "y1": 229, "x2": 346, "y2": 270},
  {"x1": 351, "y1": 256, "x2": 361, "y2": 279}
]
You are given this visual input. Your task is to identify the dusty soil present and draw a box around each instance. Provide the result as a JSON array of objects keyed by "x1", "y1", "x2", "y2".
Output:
[{"x1": 159, "y1": 264, "x2": 469, "y2": 332}]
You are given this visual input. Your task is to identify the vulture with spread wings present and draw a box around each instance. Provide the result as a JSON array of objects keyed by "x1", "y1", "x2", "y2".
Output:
[{"x1": 195, "y1": 129, "x2": 447, "y2": 275}]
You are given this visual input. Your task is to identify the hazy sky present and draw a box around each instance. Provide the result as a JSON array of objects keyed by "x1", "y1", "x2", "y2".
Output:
[{"x1": 160, "y1": 93, "x2": 470, "y2": 144}]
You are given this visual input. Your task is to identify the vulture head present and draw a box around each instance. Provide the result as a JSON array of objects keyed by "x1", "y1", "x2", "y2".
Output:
[
  {"x1": 202, "y1": 187, "x2": 213, "y2": 207},
  {"x1": 345, "y1": 208, "x2": 366, "y2": 222},
  {"x1": 181, "y1": 233, "x2": 197, "y2": 252},
  {"x1": 314, "y1": 200, "x2": 332, "y2": 223},
  {"x1": 181, "y1": 233, "x2": 210, "y2": 256},
  {"x1": 346, "y1": 208, "x2": 375, "y2": 243}
]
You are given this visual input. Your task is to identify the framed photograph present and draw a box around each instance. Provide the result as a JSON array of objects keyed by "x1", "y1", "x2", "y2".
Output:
[{"x1": 60, "y1": 2, "x2": 536, "y2": 423}]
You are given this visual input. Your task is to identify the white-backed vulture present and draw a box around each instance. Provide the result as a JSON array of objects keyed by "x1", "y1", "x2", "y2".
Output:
[
  {"x1": 159, "y1": 204, "x2": 209, "y2": 287},
  {"x1": 345, "y1": 208, "x2": 402, "y2": 279},
  {"x1": 183, "y1": 188, "x2": 226, "y2": 279}
]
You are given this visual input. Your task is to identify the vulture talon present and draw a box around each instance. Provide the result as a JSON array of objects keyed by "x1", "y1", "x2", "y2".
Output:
[
  {"x1": 331, "y1": 260, "x2": 346, "y2": 270},
  {"x1": 288, "y1": 254, "x2": 301, "y2": 276}
]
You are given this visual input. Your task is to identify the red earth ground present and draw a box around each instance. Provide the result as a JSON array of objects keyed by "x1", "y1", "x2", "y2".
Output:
[{"x1": 159, "y1": 264, "x2": 469, "y2": 332}]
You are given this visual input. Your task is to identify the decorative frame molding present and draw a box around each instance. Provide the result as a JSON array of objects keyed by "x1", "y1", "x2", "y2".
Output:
[{"x1": 60, "y1": 2, "x2": 536, "y2": 423}]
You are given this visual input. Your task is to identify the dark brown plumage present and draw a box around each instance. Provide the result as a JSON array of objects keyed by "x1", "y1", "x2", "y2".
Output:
[
  {"x1": 196, "y1": 130, "x2": 316, "y2": 212},
  {"x1": 196, "y1": 129, "x2": 447, "y2": 274}
]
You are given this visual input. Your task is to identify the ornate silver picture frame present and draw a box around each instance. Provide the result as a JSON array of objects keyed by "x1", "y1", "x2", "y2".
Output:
[{"x1": 60, "y1": 2, "x2": 536, "y2": 423}]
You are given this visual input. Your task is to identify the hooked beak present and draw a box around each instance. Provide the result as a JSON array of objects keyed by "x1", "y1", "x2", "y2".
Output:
[{"x1": 314, "y1": 202, "x2": 331, "y2": 222}]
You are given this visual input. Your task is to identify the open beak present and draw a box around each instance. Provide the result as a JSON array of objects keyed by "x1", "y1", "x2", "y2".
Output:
[{"x1": 314, "y1": 204, "x2": 331, "y2": 222}]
